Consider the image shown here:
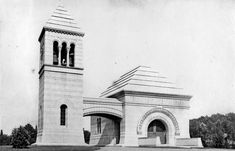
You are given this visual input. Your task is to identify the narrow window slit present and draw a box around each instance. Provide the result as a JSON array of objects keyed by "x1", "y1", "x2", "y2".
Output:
[
  {"x1": 61, "y1": 42, "x2": 67, "y2": 66},
  {"x1": 53, "y1": 41, "x2": 59, "y2": 65},
  {"x1": 69, "y1": 43, "x2": 75, "y2": 67}
]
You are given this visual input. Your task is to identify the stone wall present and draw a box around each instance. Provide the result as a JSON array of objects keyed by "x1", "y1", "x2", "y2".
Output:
[
  {"x1": 36, "y1": 70, "x2": 84, "y2": 145},
  {"x1": 176, "y1": 138, "x2": 203, "y2": 147}
]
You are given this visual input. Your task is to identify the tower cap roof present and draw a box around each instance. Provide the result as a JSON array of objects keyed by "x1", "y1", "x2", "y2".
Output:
[
  {"x1": 100, "y1": 66, "x2": 192, "y2": 99},
  {"x1": 39, "y1": 3, "x2": 84, "y2": 41}
]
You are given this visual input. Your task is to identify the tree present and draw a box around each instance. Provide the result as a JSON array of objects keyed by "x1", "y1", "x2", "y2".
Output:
[
  {"x1": 190, "y1": 113, "x2": 235, "y2": 148},
  {"x1": 0, "y1": 134, "x2": 11, "y2": 146},
  {"x1": 0, "y1": 129, "x2": 11, "y2": 145},
  {"x1": 24, "y1": 123, "x2": 37, "y2": 144},
  {"x1": 11, "y1": 126, "x2": 30, "y2": 148},
  {"x1": 211, "y1": 120, "x2": 224, "y2": 148}
]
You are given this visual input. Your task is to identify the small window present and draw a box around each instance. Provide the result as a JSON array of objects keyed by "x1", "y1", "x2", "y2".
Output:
[
  {"x1": 60, "y1": 104, "x2": 67, "y2": 126},
  {"x1": 61, "y1": 42, "x2": 67, "y2": 66},
  {"x1": 53, "y1": 41, "x2": 59, "y2": 65},
  {"x1": 69, "y1": 43, "x2": 75, "y2": 67},
  {"x1": 97, "y1": 118, "x2": 101, "y2": 134}
]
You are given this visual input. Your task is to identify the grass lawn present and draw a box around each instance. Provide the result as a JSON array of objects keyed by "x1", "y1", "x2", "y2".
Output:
[{"x1": 0, "y1": 146, "x2": 234, "y2": 151}]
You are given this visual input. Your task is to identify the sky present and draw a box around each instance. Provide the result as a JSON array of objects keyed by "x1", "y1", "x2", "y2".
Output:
[{"x1": 0, "y1": 0, "x2": 235, "y2": 134}]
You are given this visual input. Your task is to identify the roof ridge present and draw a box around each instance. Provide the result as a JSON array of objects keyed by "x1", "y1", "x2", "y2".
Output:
[
  {"x1": 119, "y1": 65, "x2": 153, "y2": 78},
  {"x1": 119, "y1": 66, "x2": 140, "y2": 78},
  {"x1": 131, "y1": 78, "x2": 173, "y2": 84},
  {"x1": 110, "y1": 66, "x2": 160, "y2": 88},
  {"x1": 109, "y1": 74, "x2": 134, "y2": 88},
  {"x1": 51, "y1": 15, "x2": 74, "y2": 20},
  {"x1": 100, "y1": 83, "x2": 128, "y2": 97},
  {"x1": 128, "y1": 83, "x2": 182, "y2": 90},
  {"x1": 104, "y1": 79, "x2": 132, "y2": 94},
  {"x1": 49, "y1": 18, "x2": 77, "y2": 24}
]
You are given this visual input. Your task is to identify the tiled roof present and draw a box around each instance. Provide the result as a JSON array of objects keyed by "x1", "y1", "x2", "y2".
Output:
[{"x1": 101, "y1": 66, "x2": 189, "y2": 97}]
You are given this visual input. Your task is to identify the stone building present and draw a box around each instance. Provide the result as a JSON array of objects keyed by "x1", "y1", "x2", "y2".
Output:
[{"x1": 36, "y1": 3, "x2": 202, "y2": 147}]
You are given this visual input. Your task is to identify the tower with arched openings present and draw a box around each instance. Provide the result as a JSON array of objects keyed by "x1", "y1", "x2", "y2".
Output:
[{"x1": 36, "y1": 3, "x2": 85, "y2": 145}]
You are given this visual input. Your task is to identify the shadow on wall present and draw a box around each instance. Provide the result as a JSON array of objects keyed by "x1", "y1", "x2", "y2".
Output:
[
  {"x1": 97, "y1": 117, "x2": 121, "y2": 146},
  {"x1": 84, "y1": 129, "x2": 91, "y2": 144}
]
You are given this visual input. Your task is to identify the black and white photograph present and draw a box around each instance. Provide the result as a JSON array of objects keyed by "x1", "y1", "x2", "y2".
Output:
[{"x1": 0, "y1": 0, "x2": 235, "y2": 150}]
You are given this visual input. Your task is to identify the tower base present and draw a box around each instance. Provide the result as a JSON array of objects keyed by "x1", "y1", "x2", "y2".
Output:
[{"x1": 35, "y1": 129, "x2": 85, "y2": 146}]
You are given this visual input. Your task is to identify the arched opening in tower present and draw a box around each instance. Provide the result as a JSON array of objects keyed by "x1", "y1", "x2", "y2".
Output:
[
  {"x1": 53, "y1": 41, "x2": 59, "y2": 65},
  {"x1": 61, "y1": 42, "x2": 67, "y2": 66},
  {"x1": 69, "y1": 43, "x2": 75, "y2": 67}
]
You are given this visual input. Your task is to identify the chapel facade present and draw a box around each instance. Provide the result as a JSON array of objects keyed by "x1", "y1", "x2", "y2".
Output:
[{"x1": 36, "y1": 4, "x2": 202, "y2": 147}]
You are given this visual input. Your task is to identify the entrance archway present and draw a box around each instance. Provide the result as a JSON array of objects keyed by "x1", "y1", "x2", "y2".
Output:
[
  {"x1": 137, "y1": 107, "x2": 180, "y2": 145},
  {"x1": 147, "y1": 119, "x2": 167, "y2": 144}
]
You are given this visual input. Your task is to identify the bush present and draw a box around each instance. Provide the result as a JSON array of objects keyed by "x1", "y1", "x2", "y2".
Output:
[{"x1": 11, "y1": 126, "x2": 30, "y2": 148}]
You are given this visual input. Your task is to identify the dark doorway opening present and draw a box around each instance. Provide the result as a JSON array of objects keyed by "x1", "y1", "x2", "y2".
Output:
[{"x1": 147, "y1": 119, "x2": 167, "y2": 144}]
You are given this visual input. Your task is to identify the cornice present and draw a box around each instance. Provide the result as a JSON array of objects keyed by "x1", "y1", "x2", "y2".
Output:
[
  {"x1": 83, "y1": 100, "x2": 123, "y2": 106},
  {"x1": 39, "y1": 64, "x2": 83, "y2": 78},
  {"x1": 38, "y1": 27, "x2": 85, "y2": 42},
  {"x1": 109, "y1": 90, "x2": 192, "y2": 100},
  {"x1": 124, "y1": 102, "x2": 190, "y2": 109}
]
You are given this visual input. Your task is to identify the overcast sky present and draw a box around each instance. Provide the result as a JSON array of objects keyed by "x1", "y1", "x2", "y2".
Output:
[{"x1": 0, "y1": 0, "x2": 235, "y2": 134}]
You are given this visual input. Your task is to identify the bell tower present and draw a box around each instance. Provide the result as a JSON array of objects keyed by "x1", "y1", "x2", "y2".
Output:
[{"x1": 36, "y1": 3, "x2": 85, "y2": 145}]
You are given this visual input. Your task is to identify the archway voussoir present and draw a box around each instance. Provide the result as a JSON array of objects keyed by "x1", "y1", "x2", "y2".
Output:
[{"x1": 137, "y1": 107, "x2": 180, "y2": 136}]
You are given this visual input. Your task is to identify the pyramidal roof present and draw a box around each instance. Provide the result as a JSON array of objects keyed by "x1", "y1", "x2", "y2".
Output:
[
  {"x1": 43, "y1": 3, "x2": 82, "y2": 35},
  {"x1": 100, "y1": 66, "x2": 191, "y2": 98}
]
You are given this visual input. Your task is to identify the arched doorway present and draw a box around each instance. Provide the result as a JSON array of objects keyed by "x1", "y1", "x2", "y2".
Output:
[
  {"x1": 137, "y1": 107, "x2": 180, "y2": 146},
  {"x1": 147, "y1": 119, "x2": 167, "y2": 144}
]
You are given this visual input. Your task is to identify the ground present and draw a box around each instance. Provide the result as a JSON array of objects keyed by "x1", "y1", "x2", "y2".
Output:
[{"x1": 0, "y1": 146, "x2": 233, "y2": 151}]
